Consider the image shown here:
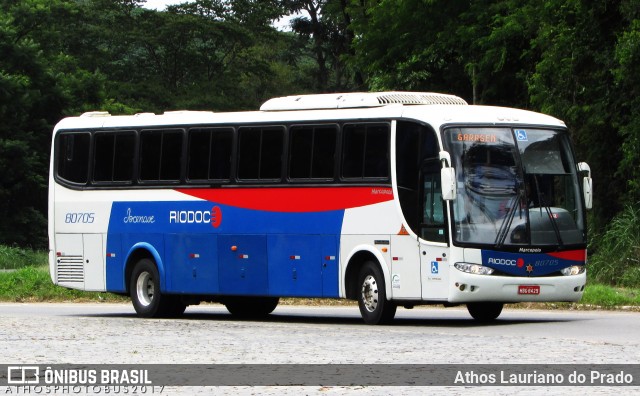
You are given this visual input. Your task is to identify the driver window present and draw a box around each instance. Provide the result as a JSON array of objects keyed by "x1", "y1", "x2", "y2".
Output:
[{"x1": 421, "y1": 160, "x2": 446, "y2": 243}]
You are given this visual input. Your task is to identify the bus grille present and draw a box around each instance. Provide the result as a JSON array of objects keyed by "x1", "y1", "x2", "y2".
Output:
[{"x1": 57, "y1": 256, "x2": 84, "y2": 283}]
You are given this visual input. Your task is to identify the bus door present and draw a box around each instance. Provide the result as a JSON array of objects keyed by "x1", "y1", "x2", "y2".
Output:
[{"x1": 419, "y1": 160, "x2": 449, "y2": 300}]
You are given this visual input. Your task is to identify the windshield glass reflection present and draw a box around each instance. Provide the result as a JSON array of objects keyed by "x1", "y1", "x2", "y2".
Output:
[{"x1": 446, "y1": 127, "x2": 586, "y2": 247}]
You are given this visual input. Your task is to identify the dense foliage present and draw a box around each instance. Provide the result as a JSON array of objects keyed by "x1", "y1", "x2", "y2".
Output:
[
  {"x1": 588, "y1": 205, "x2": 640, "y2": 287},
  {"x1": 0, "y1": 0, "x2": 638, "y2": 285}
]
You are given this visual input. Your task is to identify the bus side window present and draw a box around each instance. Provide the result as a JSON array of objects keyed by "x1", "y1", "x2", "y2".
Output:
[
  {"x1": 289, "y1": 125, "x2": 337, "y2": 180},
  {"x1": 139, "y1": 129, "x2": 183, "y2": 182},
  {"x1": 57, "y1": 132, "x2": 91, "y2": 185},
  {"x1": 94, "y1": 131, "x2": 135, "y2": 183},
  {"x1": 187, "y1": 128, "x2": 233, "y2": 182},
  {"x1": 342, "y1": 123, "x2": 389, "y2": 180},
  {"x1": 238, "y1": 126, "x2": 284, "y2": 181}
]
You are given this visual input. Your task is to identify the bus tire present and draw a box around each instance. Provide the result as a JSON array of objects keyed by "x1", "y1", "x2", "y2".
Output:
[
  {"x1": 224, "y1": 297, "x2": 279, "y2": 318},
  {"x1": 467, "y1": 302, "x2": 503, "y2": 322},
  {"x1": 357, "y1": 261, "x2": 396, "y2": 325},
  {"x1": 130, "y1": 258, "x2": 185, "y2": 318}
]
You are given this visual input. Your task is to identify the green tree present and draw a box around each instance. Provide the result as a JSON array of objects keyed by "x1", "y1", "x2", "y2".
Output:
[
  {"x1": 349, "y1": 1, "x2": 476, "y2": 97},
  {"x1": 0, "y1": 5, "x2": 65, "y2": 248},
  {"x1": 348, "y1": 0, "x2": 536, "y2": 105},
  {"x1": 613, "y1": 0, "x2": 640, "y2": 203},
  {"x1": 527, "y1": 0, "x2": 625, "y2": 227},
  {"x1": 0, "y1": 0, "x2": 128, "y2": 247},
  {"x1": 87, "y1": 0, "x2": 305, "y2": 111},
  {"x1": 283, "y1": 0, "x2": 363, "y2": 91}
]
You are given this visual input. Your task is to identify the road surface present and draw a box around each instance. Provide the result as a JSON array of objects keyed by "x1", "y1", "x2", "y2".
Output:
[{"x1": 1, "y1": 303, "x2": 638, "y2": 395}]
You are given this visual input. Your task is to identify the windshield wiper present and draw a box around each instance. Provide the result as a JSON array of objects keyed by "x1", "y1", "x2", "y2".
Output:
[
  {"x1": 494, "y1": 189, "x2": 523, "y2": 249},
  {"x1": 539, "y1": 195, "x2": 564, "y2": 249},
  {"x1": 531, "y1": 176, "x2": 564, "y2": 249}
]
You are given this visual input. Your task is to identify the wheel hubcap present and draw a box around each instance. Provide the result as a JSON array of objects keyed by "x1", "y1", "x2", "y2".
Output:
[
  {"x1": 361, "y1": 275, "x2": 378, "y2": 312},
  {"x1": 136, "y1": 271, "x2": 154, "y2": 307}
]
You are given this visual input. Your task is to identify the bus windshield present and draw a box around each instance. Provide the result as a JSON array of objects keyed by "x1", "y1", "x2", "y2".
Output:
[{"x1": 446, "y1": 127, "x2": 586, "y2": 248}]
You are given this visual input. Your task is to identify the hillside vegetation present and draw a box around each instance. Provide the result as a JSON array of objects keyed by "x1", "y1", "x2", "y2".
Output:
[{"x1": 1, "y1": 1, "x2": 637, "y2": 286}]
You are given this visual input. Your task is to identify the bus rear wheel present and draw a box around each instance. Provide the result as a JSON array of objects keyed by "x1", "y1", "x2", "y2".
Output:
[
  {"x1": 467, "y1": 302, "x2": 503, "y2": 322},
  {"x1": 357, "y1": 261, "x2": 396, "y2": 325},
  {"x1": 224, "y1": 297, "x2": 279, "y2": 318},
  {"x1": 130, "y1": 258, "x2": 186, "y2": 318}
]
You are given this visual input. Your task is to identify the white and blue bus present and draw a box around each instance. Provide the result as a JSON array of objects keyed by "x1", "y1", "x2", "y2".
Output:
[{"x1": 48, "y1": 92, "x2": 593, "y2": 324}]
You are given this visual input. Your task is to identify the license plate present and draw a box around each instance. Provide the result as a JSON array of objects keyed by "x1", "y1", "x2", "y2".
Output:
[{"x1": 518, "y1": 285, "x2": 540, "y2": 295}]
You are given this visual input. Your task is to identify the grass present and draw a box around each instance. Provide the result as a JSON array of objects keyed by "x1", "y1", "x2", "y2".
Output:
[
  {"x1": 587, "y1": 204, "x2": 640, "y2": 288},
  {"x1": 579, "y1": 283, "x2": 640, "y2": 308},
  {"x1": 0, "y1": 245, "x2": 638, "y2": 309},
  {"x1": 0, "y1": 245, "x2": 47, "y2": 270},
  {"x1": 0, "y1": 266, "x2": 125, "y2": 302}
]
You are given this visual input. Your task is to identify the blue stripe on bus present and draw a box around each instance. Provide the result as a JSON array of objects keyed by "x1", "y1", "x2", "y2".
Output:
[
  {"x1": 481, "y1": 249, "x2": 585, "y2": 276},
  {"x1": 105, "y1": 201, "x2": 343, "y2": 297}
]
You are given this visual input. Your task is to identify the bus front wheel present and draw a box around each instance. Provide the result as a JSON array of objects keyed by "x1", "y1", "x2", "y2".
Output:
[
  {"x1": 467, "y1": 302, "x2": 503, "y2": 322},
  {"x1": 130, "y1": 258, "x2": 186, "y2": 318},
  {"x1": 357, "y1": 261, "x2": 396, "y2": 325}
]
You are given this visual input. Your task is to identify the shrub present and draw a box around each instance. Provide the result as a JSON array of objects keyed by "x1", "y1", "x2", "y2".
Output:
[
  {"x1": 588, "y1": 203, "x2": 640, "y2": 287},
  {"x1": 0, "y1": 245, "x2": 47, "y2": 270}
]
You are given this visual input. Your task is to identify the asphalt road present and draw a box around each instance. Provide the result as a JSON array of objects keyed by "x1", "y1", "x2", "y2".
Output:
[{"x1": 1, "y1": 303, "x2": 639, "y2": 395}]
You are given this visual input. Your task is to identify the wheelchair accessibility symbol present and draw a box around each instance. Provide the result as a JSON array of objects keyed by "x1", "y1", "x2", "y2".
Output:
[
  {"x1": 431, "y1": 261, "x2": 439, "y2": 274},
  {"x1": 515, "y1": 129, "x2": 528, "y2": 141}
]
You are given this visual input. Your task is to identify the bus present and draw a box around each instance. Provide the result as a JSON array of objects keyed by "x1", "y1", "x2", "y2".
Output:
[{"x1": 48, "y1": 91, "x2": 593, "y2": 324}]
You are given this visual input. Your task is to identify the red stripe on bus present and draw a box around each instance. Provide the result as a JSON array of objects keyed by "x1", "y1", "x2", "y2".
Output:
[
  {"x1": 176, "y1": 187, "x2": 393, "y2": 212},
  {"x1": 547, "y1": 250, "x2": 586, "y2": 262}
]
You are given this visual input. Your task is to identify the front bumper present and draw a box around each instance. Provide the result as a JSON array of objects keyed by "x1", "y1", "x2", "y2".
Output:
[{"x1": 448, "y1": 268, "x2": 586, "y2": 303}]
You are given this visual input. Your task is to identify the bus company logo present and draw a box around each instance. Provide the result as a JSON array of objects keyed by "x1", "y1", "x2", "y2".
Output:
[
  {"x1": 487, "y1": 257, "x2": 517, "y2": 266},
  {"x1": 169, "y1": 206, "x2": 222, "y2": 228}
]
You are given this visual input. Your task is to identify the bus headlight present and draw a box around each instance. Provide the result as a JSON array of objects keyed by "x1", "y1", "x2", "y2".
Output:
[
  {"x1": 454, "y1": 262, "x2": 494, "y2": 275},
  {"x1": 561, "y1": 265, "x2": 585, "y2": 276}
]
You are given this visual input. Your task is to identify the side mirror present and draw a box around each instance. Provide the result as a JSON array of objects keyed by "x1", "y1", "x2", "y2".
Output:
[
  {"x1": 578, "y1": 162, "x2": 593, "y2": 210},
  {"x1": 439, "y1": 151, "x2": 456, "y2": 201}
]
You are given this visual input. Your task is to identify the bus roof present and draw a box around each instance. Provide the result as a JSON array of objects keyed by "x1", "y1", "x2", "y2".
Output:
[
  {"x1": 260, "y1": 91, "x2": 468, "y2": 110},
  {"x1": 53, "y1": 92, "x2": 565, "y2": 131}
]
